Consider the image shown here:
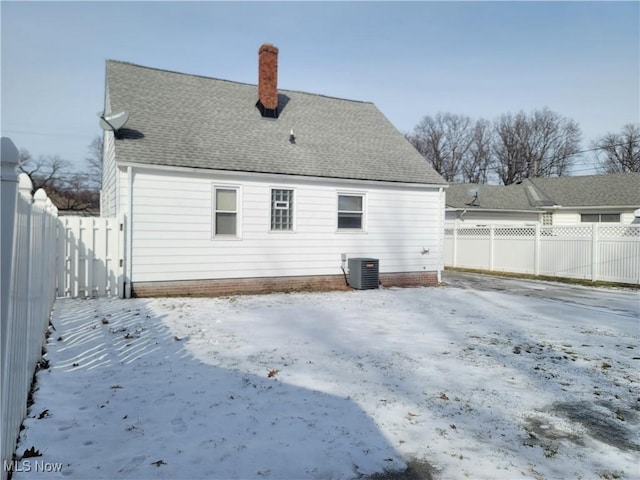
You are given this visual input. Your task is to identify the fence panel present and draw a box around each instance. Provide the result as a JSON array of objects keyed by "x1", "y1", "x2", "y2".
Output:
[
  {"x1": 597, "y1": 225, "x2": 640, "y2": 283},
  {"x1": 56, "y1": 216, "x2": 124, "y2": 298},
  {"x1": 493, "y1": 227, "x2": 536, "y2": 274},
  {"x1": 539, "y1": 226, "x2": 593, "y2": 280},
  {"x1": 1, "y1": 137, "x2": 59, "y2": 480},
  {"x1": 455, "y1": 227, "x2": 491, "y2": 270},
  {"x1": 445, "y1": 223, "x2": 640, "y2": 284}
]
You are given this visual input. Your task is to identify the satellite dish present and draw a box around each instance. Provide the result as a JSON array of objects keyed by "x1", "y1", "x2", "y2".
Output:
[
  {"x1": 467, "y1": 187, "x2": 479, "y2": 206},
  {"x1": 97, "y1": 111, "x2": 130, "y2": 135}
]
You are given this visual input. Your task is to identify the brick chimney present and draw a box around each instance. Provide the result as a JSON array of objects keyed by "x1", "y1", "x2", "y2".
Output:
[{"x1": 257, "y1": 43, "x2": 279, "y2": 118}]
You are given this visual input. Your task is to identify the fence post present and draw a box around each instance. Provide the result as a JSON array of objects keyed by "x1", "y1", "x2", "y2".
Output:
[
  {"x1": 1, "y1": 138, "x2": 19, "y2": 369},
  {"x1": 1, "y1": 139, "x2": 20, "y2": 480},
  {"x1": 452, "y1": 225, "x2": 458, "y2": 268},
  {"x1": 489, "y1": 225, "x2": 495, "y2": 271},
  {"x1": 534, "y1": 224, "x2": 541, "y2": 276},
  {"x1": 591, "y1": 223, "x2": 599, "y2": 281}
]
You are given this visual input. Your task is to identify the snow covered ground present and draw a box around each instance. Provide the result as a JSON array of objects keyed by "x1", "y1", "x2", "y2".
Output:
[{"x1": 12, "y1": 276, "x2": 640, "y2": 479}]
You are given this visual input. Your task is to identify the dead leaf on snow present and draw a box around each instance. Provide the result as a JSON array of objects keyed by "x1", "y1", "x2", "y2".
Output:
[
  {"x1": 440, "y1": 393, "x2": 449, "y2": 401},
  {"x1": 267, "y1": 369, "x2": 279, "y2": 378}
]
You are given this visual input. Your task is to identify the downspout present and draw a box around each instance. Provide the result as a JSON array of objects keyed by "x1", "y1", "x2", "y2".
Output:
[{"x1": 125, "y1": 165, "x2": 133, "y2": 298}]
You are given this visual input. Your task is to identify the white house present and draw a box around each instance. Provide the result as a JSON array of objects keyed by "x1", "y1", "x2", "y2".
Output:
[
  {"x1": 446, "y1": 173, "x2": 640, "y2": 227},
  {"x1": 101, "y1": 44, "x2": 447, "y2": 297}
]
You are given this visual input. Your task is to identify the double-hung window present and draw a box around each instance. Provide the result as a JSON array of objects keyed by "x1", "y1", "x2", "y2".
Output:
[
  {"x1": 271, "y1": 189, "x2": 294, "y2": 231},
  {"x1": 213, "y1": 187, "x2": 238, "y2": 236},
  {"x1": 337, "y1": 194, "x2": 364, "y2": 230}
]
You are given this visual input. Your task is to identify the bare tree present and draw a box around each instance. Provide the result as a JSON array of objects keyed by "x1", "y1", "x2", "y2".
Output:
[
  {"x1": 86, "y1": 135, "x2": 104, "y2": 189},
  {"x1": 408, "y1": 113, "x2": 474, "y2": 182},
  {"x1": 592, "y1": 123, "x2": 640, "y2": 173},
  {"x1": 18, "y1": 149, "x2": 73, "y2": 193},
  {"x1": 462, "y1": 119, "x2": 493, "y2": 184},
  {"x1": 492, "y1": 112, "x2": 527, "y2": 185},
  {"x1": 492, "y1": 108, "x2": 581, "y2": 185},
  {"x1": 17, "y1": 149, "x2": 99, "y2": 213}
]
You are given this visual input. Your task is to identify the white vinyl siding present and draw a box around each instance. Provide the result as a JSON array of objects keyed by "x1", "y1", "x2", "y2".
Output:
[
  {"x1": 445, "y1": 210, "x2": 540, "y2": 226},
  {"x1": 101, "y1": 131, "x2": 117, "y2": 217},
  {"x1": 128, "y1": 168, "x2": 443, "y2": 282}
]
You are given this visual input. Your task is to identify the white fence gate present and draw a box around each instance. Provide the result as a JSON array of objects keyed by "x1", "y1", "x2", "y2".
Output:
[
  {"x1": 56, "y1": 216, "x2": 124, "y2": 298},
  {"x1": 445, "y1": 224, "x2": 640, "y2": 284},
  {"x1": 1, "y1": 140, "x2": 59, "y2": 480}
]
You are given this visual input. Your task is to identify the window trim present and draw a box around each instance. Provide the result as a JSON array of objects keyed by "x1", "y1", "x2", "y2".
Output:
[
  {"x1": 337, "y1": 192, "x2": 367, "y2": 232},
  {"x1": 212, "y1": 184, "x2": 242, "y2": 239},
  {"x1": 269, "y1": 187, "x2": 296, "y2": 232}
]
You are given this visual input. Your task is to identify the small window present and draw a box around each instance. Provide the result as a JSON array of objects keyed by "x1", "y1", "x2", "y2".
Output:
[
  {"x1": 581, "y1": 213, "x2": 620, "y2": 223},
  {"x1": 271, "y1": 189, "x2": 293, "y2": 231},
  {"x1": 542, "y1": 212, "x2": 553, "y2": 226},
  {"x1": 214, "y1": 187, "x2": 238, "y2": 236},
  {"x1": 338, "y1": 194, "x2": 364, "y2": 229},
  {"x1": 600, "y1": 213, "x2": 620, "y2": 223}
]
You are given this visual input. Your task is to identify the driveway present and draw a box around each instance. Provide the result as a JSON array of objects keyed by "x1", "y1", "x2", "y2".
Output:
[{"x1": 442, "y1": 270, "x2": 639, "y2": 319}]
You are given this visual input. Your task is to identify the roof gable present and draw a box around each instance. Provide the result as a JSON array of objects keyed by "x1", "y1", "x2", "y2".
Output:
[{"x1": 105, "y1": 60, "x2": 445, "y2": 185}]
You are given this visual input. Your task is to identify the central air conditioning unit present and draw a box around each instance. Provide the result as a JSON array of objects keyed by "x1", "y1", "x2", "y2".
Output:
[{"x1": 348, "y1": 258, "x2": 379, "y2": 290}]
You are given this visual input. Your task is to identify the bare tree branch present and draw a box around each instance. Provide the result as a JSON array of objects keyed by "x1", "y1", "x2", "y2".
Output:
[
  {"x1": 592, "y1": 124, "x2": 640, "y2": 173},
  {"x1": 491, "y1": 108, "x2": 581, "y2": 184}
]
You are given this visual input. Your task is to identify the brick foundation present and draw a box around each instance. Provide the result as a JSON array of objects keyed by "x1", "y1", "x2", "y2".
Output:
[
  {"x1": 380, "y1": 271, "x2": 439, "y2": 288},
  {"x1": 132, "y1": 271, "x2": 439, "y2": 298}
]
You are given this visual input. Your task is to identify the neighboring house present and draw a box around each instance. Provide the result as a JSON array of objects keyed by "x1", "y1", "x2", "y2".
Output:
[
  {"x1": 446, "y1": 173, "x2": 640, "y2": 226},
  {"x1": 101, "y1": 44, "x2": 447, "y2": 298}
]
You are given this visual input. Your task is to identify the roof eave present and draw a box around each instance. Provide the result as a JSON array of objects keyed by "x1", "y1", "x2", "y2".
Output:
[{"x1": 117, "y1": 160, "x2": 447, "y2": 189}]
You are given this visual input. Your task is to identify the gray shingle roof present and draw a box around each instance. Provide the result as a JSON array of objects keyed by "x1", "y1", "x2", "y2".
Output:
[
  {"x1": 445, "y1": 183, "x2": 542, "y2": 210},
  {"x1": 447, "y1": 173, "x2": 640, "y2": 210},
  {"x1": 105, "y1": 60, "x2": 445, "y2": 185},
  {"x1": 527, "y1": 174, "x2": 640, "y2": 207}
]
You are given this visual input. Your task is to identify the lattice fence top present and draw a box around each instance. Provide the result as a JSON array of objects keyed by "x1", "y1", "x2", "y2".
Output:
[
  {"x1": 541, "y1": 225, "x2": 592, "y2": 237},
  {"x1": 445, "y1": 224, "x2": 640, "y2": 239},
  {"x1": 495, "y1": 227, "x2": 536, "y2": 237},
  {"x1": 599, "y1": 225, "x2": 640, "y2": 238},
  {"x1": 457, "y1": 227, "x2": 490, "y2": 237}
]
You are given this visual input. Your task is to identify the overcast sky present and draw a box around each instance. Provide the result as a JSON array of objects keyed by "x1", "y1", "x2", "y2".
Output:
[{"x1": 2, "y1": 1, "x2": 638, "y2": 175}]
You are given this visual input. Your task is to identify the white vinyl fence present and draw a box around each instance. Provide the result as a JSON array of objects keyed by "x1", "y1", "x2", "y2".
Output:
[
  {"x1": 1, "y1": 137, "x2": 124, "y2": 480},
  {"x1": 445, "y1": 224, "x2": 640, "y2": 284},
  {"x1": 1, "y1": 140, "x2": 59, "y2": 480},
  {"x1": 56, "y1": 216, "x2": 124, "y2": 298}
]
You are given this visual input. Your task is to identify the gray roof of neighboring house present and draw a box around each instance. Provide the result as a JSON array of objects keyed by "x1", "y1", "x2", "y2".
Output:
[
  {"x1": 105, "y1": 60, "x2": 446, "y2": 185},
  {"x1": 446, "y1": 172, "x2": 640, "y2": 210},
  {"x1": 527, "y1": 174, "x2": 640, "y2": 207},
  {"x1": 445, "y1": 183, "x2": 543, "y2": 211}
]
